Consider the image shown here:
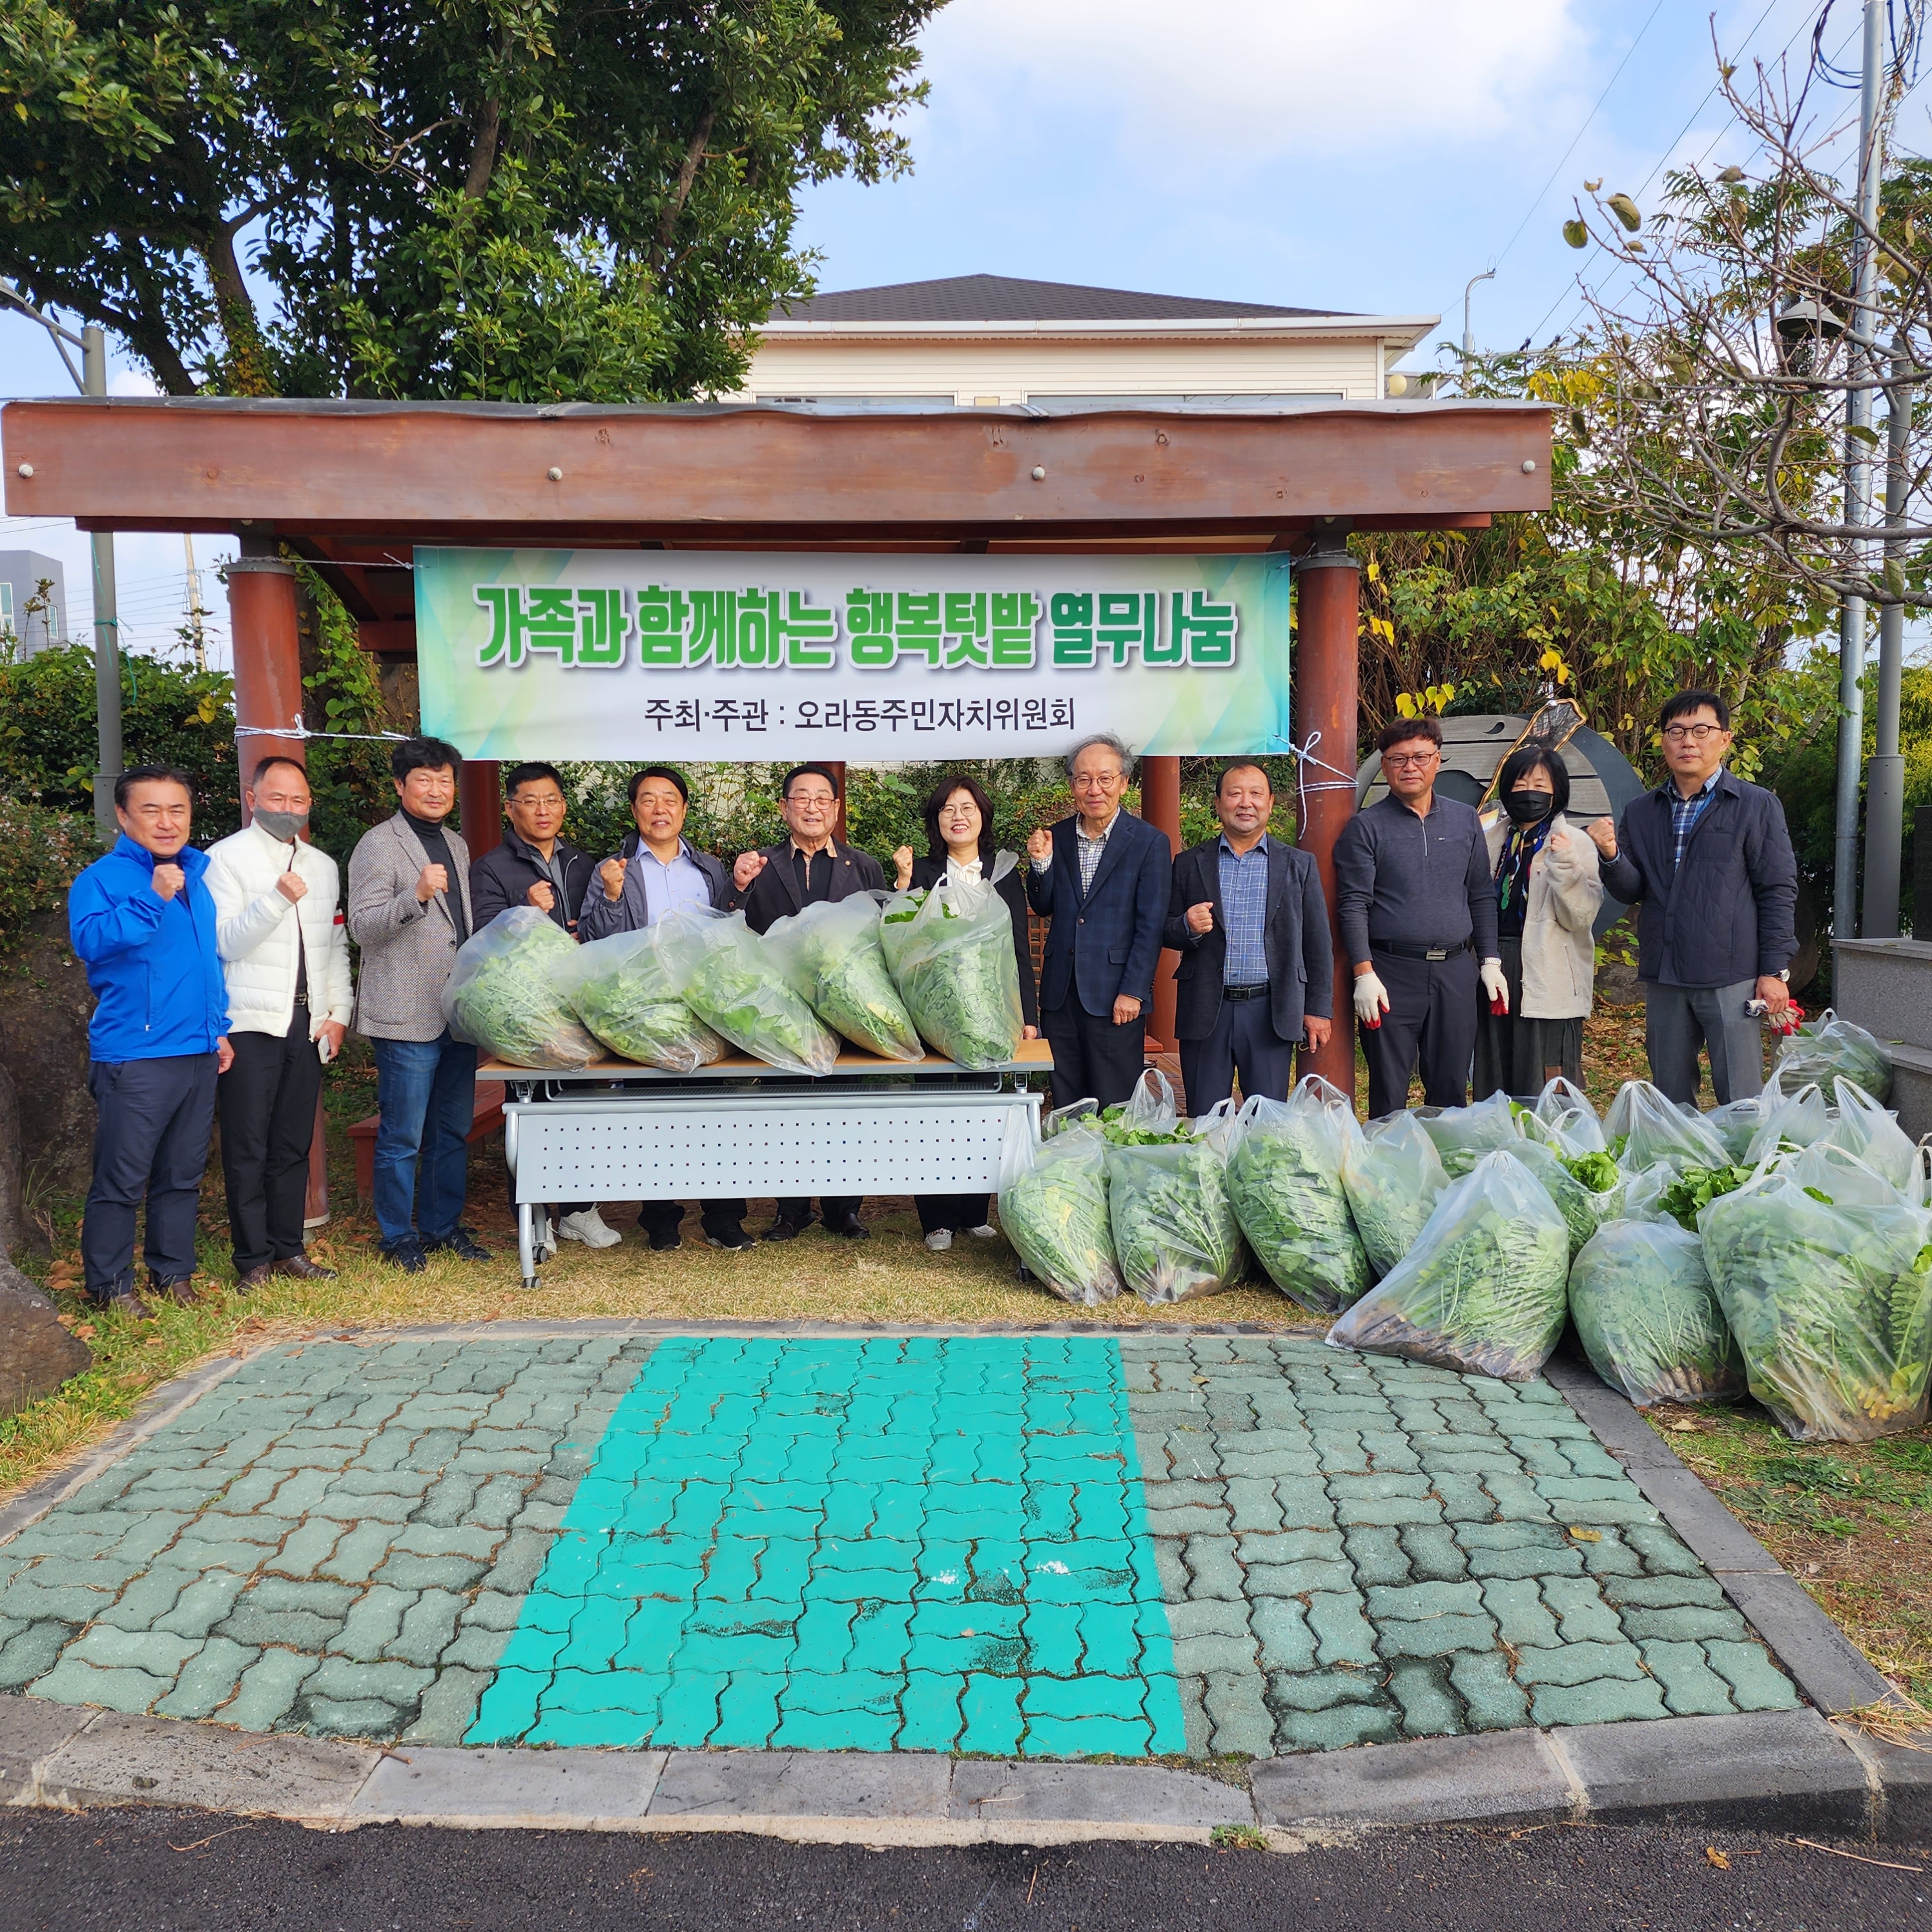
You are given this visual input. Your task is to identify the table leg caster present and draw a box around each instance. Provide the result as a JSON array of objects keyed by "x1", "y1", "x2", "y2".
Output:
[{"x1": 522, "y1": 1274, "x2": 540, "y2": 1292}]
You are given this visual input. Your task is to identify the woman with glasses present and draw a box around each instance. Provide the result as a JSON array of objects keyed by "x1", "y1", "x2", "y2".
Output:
[
  {"x1": 892, "y1": 774, "x2": 1040, "y2": 1251},
  {"x1": 1472, "y1": 741, "x2": 1602, "y2": 1098}
]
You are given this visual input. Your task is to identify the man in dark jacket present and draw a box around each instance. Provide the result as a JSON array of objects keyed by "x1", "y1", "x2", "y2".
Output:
[
  {"x1": 68, "y1": 766, "x2": 234, "y2": 1313},
  {"x1": 1166, "y1": 762, "x2": 1333, "y2": 1113},
  {"x1": 1587, "y1": 689, "x2": 1797, "y2": 1104},
  {"x1": 577, "y1": 766, "x2": 748, "y2": 1252},
  {"x1": 1335, "y1": 716, "x2": 1503, "y2": 1119},
  {"x1": 731, "y1": 763, "x2": 887, "y2": 1239},
  {"x1": 468, "y1": 763, "x2": 596, "y2": 934},
  {"x1": 1025, "y1": 733, "x2": 1173, "y2": 1111}
]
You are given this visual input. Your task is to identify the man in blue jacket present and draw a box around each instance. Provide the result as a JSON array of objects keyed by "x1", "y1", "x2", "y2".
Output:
[
  {"x1": 1025, "y1": 733, "x2": 1173, "y2": 1111},
  {"x1": 1587, "y1": 688, "x2": 1797, "y2": 1104},
  {"x1": 68, "y1": 766, "x2": 233, "y2": 1314}
]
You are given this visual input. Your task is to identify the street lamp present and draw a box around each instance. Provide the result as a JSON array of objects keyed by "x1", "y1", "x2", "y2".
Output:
[
  {"x1": 0, "y1": 279, "x2": 121, "y2": 839},
  {"x1": 1773, "y1": 292, "x2": 1845, "y2": 377}
]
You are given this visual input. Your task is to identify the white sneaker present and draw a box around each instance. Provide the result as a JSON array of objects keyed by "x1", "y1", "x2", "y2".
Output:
[
  {"x1": 925, "y1": 1229, "x2": 953, "y2": 1252},
  {"x1": 532, "y1": 1217, "x2": 557, "y2": 1264},
  {"x1": 964, "y1": 1224, "x2": 999, "y2": 1240},
  {"x1": 557, "y1": 1208, "x2": 622, "y2": 1249}
]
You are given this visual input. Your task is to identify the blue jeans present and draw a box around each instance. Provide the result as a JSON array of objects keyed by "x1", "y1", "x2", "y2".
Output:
[{"x1": 370, "y1": 1032, "x2": 477, "y2": 1247}]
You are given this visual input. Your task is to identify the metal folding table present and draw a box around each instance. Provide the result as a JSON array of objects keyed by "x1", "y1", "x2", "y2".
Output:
[{"x1": 481, "y1": 1042, "x2": 1052, "y2": 1286}]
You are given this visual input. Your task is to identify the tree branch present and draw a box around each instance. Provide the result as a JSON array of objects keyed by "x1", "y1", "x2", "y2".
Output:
[{"x1": 654, "y1": 106, "x2": 716, "y2": 261}]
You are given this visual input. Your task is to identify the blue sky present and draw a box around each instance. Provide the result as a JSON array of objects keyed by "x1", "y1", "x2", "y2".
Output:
[{"x1": 0, "y1": 0, "x2": 1896, "y2": 669}]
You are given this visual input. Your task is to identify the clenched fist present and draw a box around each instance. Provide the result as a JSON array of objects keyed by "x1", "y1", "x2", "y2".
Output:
[
  {"x1": 599, "y1": 856, "x2": 628, "y2": 902},
  {"x1": 1185, "y1": 901, "x2": 1215, "y2": 936},
  {"x1": 1585, "y1": 817, "x2": 1618, "y2": 859},
  {"x1": 526, "y1": 881, "x2": 555, "y2": 912},
  {"x1": 733, "y1": 850, "x2": 766, "y2": 891},
  {"x1": 892, "y1": 845, "x2": 914, "y2": 891},
  {"x1": 416, "y1": 863, "x2": 449, "y2": 903},
  {"x1": 151, "y1": 863, "x2": 186, "y2": 902},
  {"x1": 1026, "y1": 828, "x2": 1054, "y2": 867},
  {"x1": 274, "y1": 870, "x2": 308, "y2": 904}
]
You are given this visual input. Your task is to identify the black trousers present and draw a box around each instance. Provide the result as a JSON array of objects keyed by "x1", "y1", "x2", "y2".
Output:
[
  {"x1": 1043, "y1": 998, "x2": 1147, "y2": 1113},
  {"x1": 218, "y1": 1016, "x2": 324, "y2": 1273},
  {"x1": 84, "y1": 1053, "x2": 217, "y2": 1299},
  {"x1": 1178, "y1": 994, "x2": 1300, "y2": 1115},
  {"x1": 916, "y1": 1193, "x2": 990, "y2": 1235},
  {"x1": 640, "y1": 1197, "x2": 751, "y2": 1241},
  {"x1": 1361, "y1": 947, "x2": 1480, "y2": 1120}
]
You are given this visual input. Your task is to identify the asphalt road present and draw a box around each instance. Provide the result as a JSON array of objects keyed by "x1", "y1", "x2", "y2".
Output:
[{"x1": 2, "y1": 1809, "x2": 1927, "y2": 1931}]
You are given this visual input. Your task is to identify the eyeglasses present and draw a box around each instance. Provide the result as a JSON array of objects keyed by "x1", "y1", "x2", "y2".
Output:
[
  {"x1": 1661, "y1": 723, "x2": 1725, "y2": 743},
  {"x1": 1382, "y1": 751, "x2": 1438, "y2": 769}
]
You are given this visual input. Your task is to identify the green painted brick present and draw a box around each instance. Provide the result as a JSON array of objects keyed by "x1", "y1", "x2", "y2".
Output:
[
  {"x1": 1528, "y1": 1676, "x2": 1669, "y2": 1727},
  {"x1": 958, "y1": 1670, "x2": 1026, "y2": 1756},
  {"x1": 1306, "y1": 1592, "x2": 1379, "y2": 1667},
  {"x1": 1166, "y1": 1598, "x2": 1251, "y2": 1642},
  {"x1": 1250, "y1": 1598, "x2": 1316, "y2": 1673},
  {"x1": 1540, "y1": 1576, "x2": 1627, "y2": 1644},
  {"x1": 1616, "y1": 1606, "x2": 1750, "y2": 1643},
  {"x1": 1388, "y1": 1657, "x2": 1462, "y2": 1738},
  {"x1": 1366, "y1": 1579, "x2": 1484, "y2": 1622},
  {"x1": 1479, "y1": 1578, "x2": 1561, "y2": 1649},
  {"x1": 1639, "y1": 1638, "x2": 1740, "y2": 1716},
  {"x1": 1448, "y1": 1649, "x2": 1530, "y2": 1731},
  {"x1": 1203, "y1": 1669, "x2": 1274, "y2": 1757},
  {"x1": 1602, "y1": 1574, "x2": 1730, "y2": 1611},
  {"x1": 29, "y1": 1656, "x2": 167, "y2": 1714},
  {"x1": 1512, "y1": 1639, "x2": 1647, "y2": 1686},
  {"x1": 1341, "y1": 1525, "x2": 1412, "y2": 1587},
  {"x1": 1700, "y1": 1641, "x2": 1800, "y2": 1712},
  {"x1": 220, "y1": 1647, "x2": 322, "y2": 1732},
  {"x1": 1275, "y1": 1698, "x2": 1403, "y2": 1754},
  {"x1": 154, "y1": 1636, "x2": 256, "y2": 1720},
  {"x1": 896, "y1": 1670, "x2": 965, "y2": 1752},
  {"x1": 1025, "y1": 1672, "x2": 1149, "y2": 1724}
]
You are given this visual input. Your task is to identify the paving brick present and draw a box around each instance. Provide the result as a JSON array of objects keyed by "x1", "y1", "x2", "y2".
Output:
[
  {"x1": 1249, "y1": 1598, "x2": 1315, "y2": 1674},
  {"x1": 1366, "y1": 1580, "x2": 1485, "y2": 1623},
  {"x1": 1512, "y1": 1639, "x2": 1647, "y2": 1686},
  {"x1": 1616, "y1": 1605, "x2": 1751, "y2": 1644},
  {"x1": 387, "y1": 1589, "x2": 466, "y2": 1667},
  {"x1": 1701, "y1": 1640, "x2": 1802, "y2": 1712},
  {"x1": 1341, "y1": 1525, "x2": 1412, "y2": 1587},
  {"x1": 1169, "y1": 1633, "x2": 1258, "y2": 1676},
  {"x1": 1387, "y1": 1657, "x2": 1462, "y2": 1738},
  {"x1": 1275, "y1": 1698, "x2": 1403, "y2": 1753},
  {"x1": 318, "y1": 1522, "x2": 402, "y2": 1587},
  {"x1": 1224, "y1": 1476, "x2": 1284, "y2": 1535},
  {"x1": 1180, "y1": 1536, "x2": 1245, "y2": 1603},
  {"x1": 1638, "y1": 1638, "x2": 1740, "y2": 1716},
  {"x1": 154, "y1": 1636, "x2": 257, "y2": 1720},
  {"x1": 29, "y1": 1656, "x2": 167, "y2": 1713},
  {"x1": 1247, "y1": 1558, "x2": 1356, "y2": 1599},
  {"x1": 1203, "y1": 1669, "x2": 1273, "y2": 1756},
  {"x1": 1166, "y1": 1598, "x2": 1251, "y2": 1642},
  {"x1": 1377, "y1": 1613, "x2": 1497, "y2": 1660},
  {"x1": 1528, "y1": 1676, "x2": 1669, "y2": 1727},
  {"x1": 1462, "y1": 1541, "x2": 1586, "y2": 1581},
  {"x1": 1479, "y1": 1578, "x2": 1561, "y2": 1650},
  {"x1": 1601, "y1": 1574, "x2": 1731, "y2": 1611},
  {"x1": 1540, "y1": 1576, "x2": 1627, "y2": 1645},
  {"x1": 1306, "y1": 1592, "x2": 1379, "y2": 1668},
  {"x1": 1621, "y1": 1523, "x2": 1707, "y2": 1577},
  {"x1": 64, "y1": 1625, "x2": 201, "y2": 1680},
  {"x1": 1448, "y1": 1648, "x2": 1530, "y2": 1732},
  {"x1": 1481, "y1": 1474, "x2": 1556, "y2": 1521},
  {"x1": 1398, "y1": 1524, "x2": 1470, "y2": 1581}
]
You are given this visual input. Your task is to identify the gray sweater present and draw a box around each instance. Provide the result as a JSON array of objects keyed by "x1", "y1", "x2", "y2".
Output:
[{"x1": 1333, "y1": 793, "x2": 1499, "y2": 965}]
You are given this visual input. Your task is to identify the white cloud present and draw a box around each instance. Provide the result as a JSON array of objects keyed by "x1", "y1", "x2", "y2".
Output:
[{"x1": 924, "y1": 0, "x2": 1590, "y2": 163}]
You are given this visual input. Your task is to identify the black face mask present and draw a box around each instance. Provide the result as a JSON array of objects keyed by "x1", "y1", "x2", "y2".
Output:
[{"x1": 1503, "y1": 787, "x2": 1555, "y2": 825}]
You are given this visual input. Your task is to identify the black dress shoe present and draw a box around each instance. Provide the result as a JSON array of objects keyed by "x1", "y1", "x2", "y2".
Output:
[
  {"x1": 427, "y1": 1228, "x2": 493, "y2": 1262},
  {"x1": 763, "y1": 1217, "x2": 805, "y2": 1242},
  {"x1": 382, "y1": 1240, "x2": 428, "y2": 1274},
  {"x1": 647, "y1": 1229, "x2": 683, "y2": 1252},
  {"x1": 705, "y1": 1228, "x2": 755, "y2": 1251},
  {"x1": 828, "y1": 1211, "x2": 870, "y2": 1240}
]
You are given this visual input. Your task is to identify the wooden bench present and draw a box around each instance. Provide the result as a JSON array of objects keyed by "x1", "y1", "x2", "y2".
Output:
[{"x1": 347, "y1": 1081, "x2": 505, "y2": 1198}]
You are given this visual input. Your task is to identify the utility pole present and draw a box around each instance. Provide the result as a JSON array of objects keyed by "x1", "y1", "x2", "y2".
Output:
[
  {"x1": 1462, "y1": 269, "x2": 1496, "y2": 389},
  {"x1": 183, "y1": 533, "x2": 209, "y2": 672},
  {"x1": 1, "y1": 280, "x2": 121, "y2": 838},
  {"x1": 1863, "y1": 338, "x2": 1910, "y2": 937},
  {"x1": 1831, "y1": 0, "x2": 1885, "y2": 941}
]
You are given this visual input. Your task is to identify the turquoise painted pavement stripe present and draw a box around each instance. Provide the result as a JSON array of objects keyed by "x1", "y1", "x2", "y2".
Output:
[{"x1": 469, "y1": 1335, "x2": 1186, "y2": 1755}]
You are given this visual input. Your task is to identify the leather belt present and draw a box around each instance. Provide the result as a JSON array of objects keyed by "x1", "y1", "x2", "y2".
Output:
[
  {"x1": 1220, "y1": 983, "x2": 1269, "y2": 1001},
  {"x1": 1373, "y1": 938, "x2": 1472, "y2": 962}
]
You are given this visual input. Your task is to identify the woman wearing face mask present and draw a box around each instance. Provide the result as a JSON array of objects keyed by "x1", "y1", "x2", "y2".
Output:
[
  {"x1": 1472, "y1": 741, "x2": 1602, "y2": 1098},
  {"x1": 894, "y1": 774, "x2": 1040, "y2": 1251}
]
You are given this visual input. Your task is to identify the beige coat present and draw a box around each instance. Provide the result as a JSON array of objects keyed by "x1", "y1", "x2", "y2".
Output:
[
  {"x1": 1483, "y1": 810, "x2": 1602, "y2": 1020},
  {"x1": 347, "y1": 813, "x2": 474, "y2": 1042}
]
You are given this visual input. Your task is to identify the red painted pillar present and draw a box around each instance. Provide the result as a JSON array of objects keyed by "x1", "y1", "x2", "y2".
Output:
[
  {"x1": 1140, "y1": 755, "x2": 1182, "y2": 1051},
  {"x1": 825, "y1": 760, "x2": 848, "y2": 842},
  {"x1": 1293, "y1": 539, "x2": 1361, "y2": 1104},
  {"x1": 226, "y1": 542, "x2": 331, "y2": 1227},
  {"x1": 460, "y1": 762, "x2": 502, "y2": 859}
]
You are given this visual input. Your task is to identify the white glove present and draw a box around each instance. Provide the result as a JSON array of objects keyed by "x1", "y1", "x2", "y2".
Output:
[
  {"x1": 1351, "y1": 971, "x2": 1390, "y2": 1027},
  {"x1": 1480, "y1": 956, "x2": 1510, "y2": 1013}
]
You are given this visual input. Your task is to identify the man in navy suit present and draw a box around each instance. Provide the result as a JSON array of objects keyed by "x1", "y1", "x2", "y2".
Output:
[{"x1": 1025, "y1": 733, "x2": 1173, "y2": 1111}]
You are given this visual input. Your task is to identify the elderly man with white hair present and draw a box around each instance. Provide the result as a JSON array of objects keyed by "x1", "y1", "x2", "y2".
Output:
[{"x1": 1024, "y1": 733, "x2": 1174, "y2": 1111}]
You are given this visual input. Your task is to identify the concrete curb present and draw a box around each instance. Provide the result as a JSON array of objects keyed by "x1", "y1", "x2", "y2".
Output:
[
  {"x1": 1541, "y1": 1357, "x2": 1900, "y2": 1716},
  {"x1": 2, "y1": 1700, "x2": 1924, "y2": 1845}
]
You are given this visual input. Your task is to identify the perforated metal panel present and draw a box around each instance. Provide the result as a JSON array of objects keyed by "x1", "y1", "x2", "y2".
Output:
[{"x1": 506, "y1": 1090, "x2": 1040, "y2": 1200}]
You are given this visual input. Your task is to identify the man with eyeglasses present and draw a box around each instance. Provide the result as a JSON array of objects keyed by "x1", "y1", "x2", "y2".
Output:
[
  {"x1": 1335, "y1": 716, "x2": 1504, "y2": 1119},
  {"x1": 1586, "y1": 689, "x2": 1797, "y2": 1104}
]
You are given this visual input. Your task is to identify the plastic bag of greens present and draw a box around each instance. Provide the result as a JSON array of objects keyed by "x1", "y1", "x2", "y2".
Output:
[
  {"x1": 763, "y1": 894, "x2": 923, "y2": 1062},
  {"x1": 1417, "y1": 1091, "x2": 1522, "y2": 1177},
  {"x1": 652, "y1": 904, "x2": 839, "y2": 1077},
  {"x1": 1341, "y1": 1111, "x2": 1449, "y2": 1280},
  {"x1": 1826, "y1": 1078, "x2": 1918, "y2": 1192},
  {"x1": 1603, "y1": 1080, "x2": 1729, "y2": 1173},
  {"x1": 1773, "y1": 1009, "x2": 1893, "y2": 1105},
  {"x1": 1105, "y1": 1080, "x2": 1248, "y2": 1304},
  {"x1": 1621, "y1": 1160, "x2": 1680, "y2": 1225},
  {"x1": 1226, "y1": 1077, "x2": 1368, "y2": 1313},
  {"x1": 996, "y1": 1103, "x2": 1121, "y2": 1306},
  {"x1": 553, "y1": 927, "x2": 726, "y2": 1073},
  {"x1": 442, "y1": 907, "x2": 600, "y2": 1071},
  {"x1": 878, "y1": 852, "x2": 1025, "y2": 1069},
  {"x1": 1328, "y1": 1149, "x2": 1570, "y2": 1381},
  {"x1": 1650, "y1": 1160, "x2": 1756, "y2": 1233},
  {"x1": 1744, "y1": 1080, "x2": 1832, "y2": 1166},
  {"x1": 1568, "y1": 1219, "x2": 1745, "y2": 1407},
  {"x1": 1512, "y1": 1138, "x2": 1625, "y2": 1259},
  {"x1": 1704, "y1": 1095, "x2": 1772, "y2": 1164},
  {"x1": 1534, "y1": 1076, "x2": 1607, "y2": 1155},
  {"x1": 1700, "y1": 1142, "x2": 1932, "y2": 1441}
]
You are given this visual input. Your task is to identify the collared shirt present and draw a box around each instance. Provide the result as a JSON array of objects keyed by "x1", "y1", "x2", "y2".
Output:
[
  {"x1": 1669, "y1": 768, "x2": 1723, "y2": 871},
  {"x1": 790, "y1": 840, "x2": 835, "y2": 905},
  {"x1": 1075, "y1": 809, "x2": 1119, "y2": 896},
  {"x1": 634, "y1": 838, "x2": 712, "y2": 927},
  {"x1": 1217, "y1": 831, "x2": 1270, "y2": 986}
]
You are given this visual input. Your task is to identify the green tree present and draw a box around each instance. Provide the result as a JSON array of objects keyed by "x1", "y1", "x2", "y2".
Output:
[{"x1": 0, "y1": 0, "x2": 938, "y2": 400}]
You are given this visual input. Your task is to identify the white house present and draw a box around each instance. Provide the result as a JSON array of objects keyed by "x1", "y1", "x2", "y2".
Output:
[{"x1": 730, "y1": 273, "x2": 1438, "y2": 409}]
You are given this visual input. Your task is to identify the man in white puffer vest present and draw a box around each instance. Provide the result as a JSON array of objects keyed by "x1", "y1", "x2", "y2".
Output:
[{"x1": 205, "y1": 755, "x2": 353, "y2": 1290}]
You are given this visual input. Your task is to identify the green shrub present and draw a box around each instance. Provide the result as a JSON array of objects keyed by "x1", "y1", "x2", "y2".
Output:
[{"x1": 0, "y1": 796, "x2": 95, "y2": 960}]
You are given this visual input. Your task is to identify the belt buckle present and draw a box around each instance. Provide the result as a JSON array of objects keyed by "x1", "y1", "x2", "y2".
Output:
[{"x1": 1425, "y1": 947, "x2": 1446, "y2": 961}]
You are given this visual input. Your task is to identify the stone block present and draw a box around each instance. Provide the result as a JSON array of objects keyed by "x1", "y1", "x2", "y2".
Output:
[
  {"x1": 0, "y1": 1693, "x2": 94, "y2": 1802},
  {"x1": 0, "y1": 1262, "x2": 90, "y2": 1417},
  {"x1": 1479, "y1": 1579, "x2": 1561, "y2": 1650},
  {"x1": 648, "y1": 1749, "x2": 951, "y2": 1824},
  {"x1": 351, "y1": 1743, "x2": 668, "y2": 1825},
  {"x1": 951, "y1": 1759, "x2": 1251, "y2": 1831}
]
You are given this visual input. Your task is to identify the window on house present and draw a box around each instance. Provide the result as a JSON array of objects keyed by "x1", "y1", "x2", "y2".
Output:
[{"x1": 1025, "y1": 393, "x2": 1345, "y2": 410}]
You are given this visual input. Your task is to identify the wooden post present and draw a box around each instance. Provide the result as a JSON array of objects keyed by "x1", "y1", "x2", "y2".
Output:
[
  {"x1": 825, "y1": 760, "x2": 848, "y2": 841},
  {"x1": 1140, "y1": 755, "x2": 1182, "y2": 1051},
  {"x1": 460, "y1": 761, "x2": 503, "y2": 859},
  {"x1": 1293, "y1": 537, "x2": 1361, "y2": 1103}
]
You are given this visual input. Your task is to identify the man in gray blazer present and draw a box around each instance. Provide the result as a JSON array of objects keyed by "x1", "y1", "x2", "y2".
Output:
[
  {"x1": 347, "y1": 737, "x2": 491, "y2": 1272},
  {"x1": 1165, "y1": 762, "x2": 1334, "y2": 1114}
]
